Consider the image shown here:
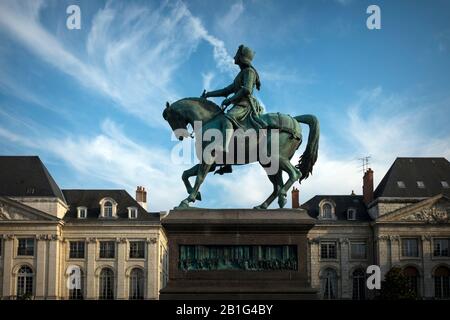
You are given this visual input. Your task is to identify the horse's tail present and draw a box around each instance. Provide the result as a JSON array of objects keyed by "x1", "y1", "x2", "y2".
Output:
[{"x1": 294, "y1": 114, "x2": 320, "y2": 182}]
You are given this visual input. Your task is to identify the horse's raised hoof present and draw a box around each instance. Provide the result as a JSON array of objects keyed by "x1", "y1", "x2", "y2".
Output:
[
  {"x1": 278, "y1": 195, "x2": 287, "y2": 208},
  {"x1": 196, "y1": 192, "x2": 202, "y2": 201}
]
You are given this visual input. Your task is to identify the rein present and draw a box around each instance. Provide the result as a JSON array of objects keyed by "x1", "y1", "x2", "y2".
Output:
[{"x1": 185, "y1": 100, "x2": 225, "y2": 138}]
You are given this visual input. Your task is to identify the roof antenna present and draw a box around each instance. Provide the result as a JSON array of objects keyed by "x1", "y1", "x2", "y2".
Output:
[{"x1": 358, "y1": 156, "x2": 371, "y2": 173}]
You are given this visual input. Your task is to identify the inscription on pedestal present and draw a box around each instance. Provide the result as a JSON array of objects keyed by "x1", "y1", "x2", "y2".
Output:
[{"x1": 179, "y1": 245, "x2": 298, "y2": 271}]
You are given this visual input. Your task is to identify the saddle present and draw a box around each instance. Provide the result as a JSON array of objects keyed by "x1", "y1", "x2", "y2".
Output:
[{"x1": 261, "y1": 112, "x2": 301, "y2": 140}]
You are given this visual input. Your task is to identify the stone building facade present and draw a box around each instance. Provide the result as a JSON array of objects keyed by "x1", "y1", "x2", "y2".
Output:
[
  {"x1": 0, "y1": 156, "x2": 168, "y2": 300},
  {"x1": 1, "y1": 155, "x2": 449, "y2": 300},
  {"x1": 301, "y1": 157, "x2": 450, "y2": 299},
  {"x1": 301, "y1": 194, "x2": 374, "y2": 299}
]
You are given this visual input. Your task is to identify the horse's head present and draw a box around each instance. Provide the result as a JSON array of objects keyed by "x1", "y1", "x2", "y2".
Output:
[
  {"x1": 163, "y1": 101, "x2": 190, "y2": 141},
  {"x1": 163, "y1": 98, "x2": 221, "y2": 140}
]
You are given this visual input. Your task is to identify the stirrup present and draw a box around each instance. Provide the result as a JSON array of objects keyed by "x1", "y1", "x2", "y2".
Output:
[{"x1": 214, "y1": 165, "x2": 233, "y2": 175}]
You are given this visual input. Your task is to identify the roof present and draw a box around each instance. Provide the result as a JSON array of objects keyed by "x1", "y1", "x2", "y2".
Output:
[
  {"x1": 301, "y1": 195, "x2": 372, "y2": 221},
  {"x1": 62, "y1": 189, "x2": 160, "y2": 222},
  {"x1": 0, "y1": 156, "x2": 66, "y2": 202},
  {"x1": 374, "y1": 157, "x2": 450, "y2": 199}
]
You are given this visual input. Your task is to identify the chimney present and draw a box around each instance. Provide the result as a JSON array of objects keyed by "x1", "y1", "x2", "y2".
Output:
[
  {"x1": 136, "y1": 186, "x2": 148, "y2": 211},
  {"x1": 292, "y1": 187, "x2": 300, "y2": 209},
  {"x1": 362, "y1": 168, "x2": 374, "y2": 206}
]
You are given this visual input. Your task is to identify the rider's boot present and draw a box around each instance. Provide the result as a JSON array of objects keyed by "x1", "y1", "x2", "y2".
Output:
[{"x1": 214, "y1": 119, "x2": 233, "y2": 175}]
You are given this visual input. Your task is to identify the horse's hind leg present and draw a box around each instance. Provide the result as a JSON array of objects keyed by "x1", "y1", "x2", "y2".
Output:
[
  {"x1": 182, "y1": 164, "x2": 216, "y2": 201},
  {"x1": 254, "y1": 170, "x2": 283, "y2": 210},
  {"x1": 277, "y1": 157, "x2": 302, "y2": 208}
]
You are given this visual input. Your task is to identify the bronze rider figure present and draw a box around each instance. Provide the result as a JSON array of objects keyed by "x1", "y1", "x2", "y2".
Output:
[{"x1": 201, "y1": 44, "x2": 267, "y2": 175}]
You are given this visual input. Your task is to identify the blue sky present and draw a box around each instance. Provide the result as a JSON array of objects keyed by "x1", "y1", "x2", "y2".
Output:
[{"x1": 0, "y1": 0, "x2": 449, "y2": 211}]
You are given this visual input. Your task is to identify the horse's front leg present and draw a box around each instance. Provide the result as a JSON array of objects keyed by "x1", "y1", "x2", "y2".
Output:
[
  {"x1": 177, "y1": 162, "x2": 213, "y2": 208},
  {"x1": 182, "y1": 164, "x2": 216, "y2": 201}
]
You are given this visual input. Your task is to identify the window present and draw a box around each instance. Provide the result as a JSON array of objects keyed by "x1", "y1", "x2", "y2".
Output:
[
  {"x1": 441, "y1": 181, "x2": 449, "y2": 188},
  {"x1": 322, "y1": 204, "x2": 332, "y2": 219},
  {"x1": 17, "y1": 266, "x2": 33, "y2": 299},
  {"x1": 350, "y1": 242, "x2": 367, "y2": 260},
  {"x1": 433, "y1": 238, "x2": 450, "y2": 257},
  {"x1": 69, "y1": 269, "x2": 84, "y2": 300},
  {"x1": 77, "y1": 207, "x2": 87, "y2": 219},
  {"x1": 99, "y1": 241, "x2": 115, "y2": 259},
  {"x1": 397, "y1": 181, "x2": 406, "y2": 188},
  {"x1": 129, "y1": 241, "x2": 145, "y2": 259},
  {"x1": 129, "y1": 268, "x2": 144, "y2": 300},
  {"x1": 0, "y1": 238, "x2": 2, "y2": 257},
  {"x1": 128, "y1": 207, "x2": 138, "y2": 219},
  {"x1": 99, "y1": 268, "x2": 114, "y2": 300},
  {"x1": 321, "y1": 242, "x2": 337, "y2": 259},
  {"x1": 402, "y1": 238, "x2": 419, "y2": 257},
  {"x1": 416, "y1": 181, "x2": 425, "y2": 188},
  {"x1": 17, "y1": 238, "x2": 35, "y2": 256},
  {"x1": 322, "y1": 268, "x2": 337, "y2": 299},
  {"x1": 347, "y1": 208, "x2": 356, "y2": 220},
  {"x1": 352, "y1": 269, "x2": 366, "y2": 300},
  {"x1": 160, "y1": 246, "x2": 169, "y2": 289},
  {"x1": 69, "y1": 241, "x2": 85, "y2": 259},
  {"x1": 104, "y1": 201, "x2": 113, "y2": 218},
  {"x1": 403, "y1": 266, "x2": 419, "y2": 297},
  {"x1": 434, "y1": 266, "x2": 450, "y2": 299}
]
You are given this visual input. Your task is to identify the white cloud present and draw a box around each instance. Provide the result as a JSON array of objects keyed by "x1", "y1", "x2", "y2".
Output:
[
  {"x1": 210, "y1": 164, "x2": 273, "y2": 208},
  {"x1": 187, "y1": 13, "x2": 238, "y2": 76},
  {"x1": 201, "y1": 72, "x2": 215, "y2": 90},
  {"x1": 0, "y1": 0, "x2": 121, "y2": 111},
  {"x1": 345, "y1": 87, "x2": 450, "y2": 162},
  {"x1": 0, "y1": 72, "x2": 72, "y2": 119},
  {"x1": 0, "y1": 0, "x2": 237, "y2": 127},
  {"x1": 217, "y1": 1, "x2": 245, "y2": 32},
  {"x1": 296, "y1": 87, "x2": 450, "y2": 204},
  {"x1": 0, "y1": 126, "x2": 37, "y2": 149}
]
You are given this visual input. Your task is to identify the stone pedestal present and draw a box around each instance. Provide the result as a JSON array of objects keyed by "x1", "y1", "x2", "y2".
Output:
[{"x1": 159, "y1": 209, "x2": 318, "y2": 300}]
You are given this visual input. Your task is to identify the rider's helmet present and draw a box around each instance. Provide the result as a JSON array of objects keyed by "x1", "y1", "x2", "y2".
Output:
[{"x1": 235, "y1": 44, "x2": 254, "y2": 65}]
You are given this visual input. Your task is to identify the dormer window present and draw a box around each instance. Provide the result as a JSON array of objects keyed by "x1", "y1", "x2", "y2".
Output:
[
  {"x1": 347, "y1": 208, "x2": 356, "y2": 220},
  {"x1": 319, "y1": 199, "x2": 336, "y2": 220},
  {"x1": 128, "y1": 207, "x2": 138, "y2": 219},
  {"x1": 416, "y1": 181, "x2": 425, "y2": 188},
  {"x1": 77, "y1": 206, "x2": 87, "y2": 219},
  {"x1": 99, "y1": 198, "x2": 118, "y2": 218},
  {"x1": 397, "y1": 181, "x2": 406, "y2": 188}
]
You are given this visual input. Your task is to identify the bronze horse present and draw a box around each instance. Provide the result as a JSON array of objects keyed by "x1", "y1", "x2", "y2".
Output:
[{"x1": 163, "y1": 98, "x2": 319, "y2": 209}]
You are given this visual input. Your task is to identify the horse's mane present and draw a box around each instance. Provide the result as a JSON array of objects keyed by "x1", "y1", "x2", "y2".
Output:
[{"x1": 176, "y1": 97, "x2": 221, "y2": 113}]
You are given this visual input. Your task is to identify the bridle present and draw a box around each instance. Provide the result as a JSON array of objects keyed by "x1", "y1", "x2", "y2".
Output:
[{"x1": 164, "y1": 100, "x2": 225, "y2": 139}]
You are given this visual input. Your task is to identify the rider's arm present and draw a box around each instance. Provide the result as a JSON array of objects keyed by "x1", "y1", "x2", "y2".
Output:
[
  {"x1": 205, "y1": 83, "x2": 235, "y2": 97},
  {"x1": 226, "y1": 68, "x2": 255, "y2": 105}
]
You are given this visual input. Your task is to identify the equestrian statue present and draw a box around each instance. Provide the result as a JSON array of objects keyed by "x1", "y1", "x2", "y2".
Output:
[{"x1": 163, "y1": 45, "x2": 320, "y2": 209}]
